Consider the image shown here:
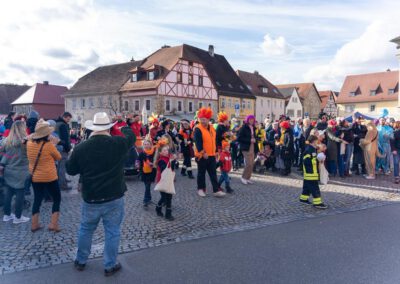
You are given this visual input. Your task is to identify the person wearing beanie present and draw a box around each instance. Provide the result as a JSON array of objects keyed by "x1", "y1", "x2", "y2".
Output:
[
  {"x1": 55, "y1": 112, "x2": 72, "y2": 191},
  {"x1": 178, "y1": 119, "x2": 195, "y2": 179},
  {"x1": 27, "y1": 110, "x2": 40, "y2": 135},
  {"x1": 279, "y1": 120, "x2": 294, "y2": 176},
  {"x1": 237, "y1": 115, "x2": 258, "y2": 185},
  {"x1": 218, "y1": 140, "x2": 234, "y2": 193},
  {"x1": 193, "y1": 108, "x2": 226, "y2": 197}
]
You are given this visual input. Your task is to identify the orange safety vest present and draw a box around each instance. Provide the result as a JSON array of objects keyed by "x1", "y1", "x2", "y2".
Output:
[{"x1": 194, "y1": 123, "x2": 216, "y2": 158}]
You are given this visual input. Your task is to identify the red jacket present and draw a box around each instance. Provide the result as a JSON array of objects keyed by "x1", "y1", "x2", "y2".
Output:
[
  {"x1": 130, "y1": 122, "x2": 142, "y2": 138},
  {"x1": 219, "y1": 150, "x2": 232, "y2": 173},
  {"x1": 111, "y1": 121, "x2": 127, "y2": 137}
]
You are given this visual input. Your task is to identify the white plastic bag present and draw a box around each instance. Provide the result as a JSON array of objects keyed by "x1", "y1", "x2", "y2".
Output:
[{"x1": 154, "y1": 164, "x2": 176, "y2": 195}]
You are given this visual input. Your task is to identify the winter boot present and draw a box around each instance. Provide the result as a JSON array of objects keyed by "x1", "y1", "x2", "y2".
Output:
[
  {"x1": 165, "y1": 208, "x2": 175, "y2": 221},
  {"x1": 48, "y1": 212, "x2": 61, "y2": 233},
  {"x1": 181, "y1": 167, "x2": 187, "y2": 176},
  {"x1": 187, "y1": 170, "x2": 195, "y2": 179},
  {"x1": 31, "y1": 213, "x2": 43, "y2": 232},
  {"x1": 155, "y1": 205, "x2": 164, "y2": 217}
]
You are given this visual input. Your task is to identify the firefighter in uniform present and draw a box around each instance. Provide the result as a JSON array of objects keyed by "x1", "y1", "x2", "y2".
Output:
[{"x1": 299, "y1": 135, "x2": 328, "y2": 209}]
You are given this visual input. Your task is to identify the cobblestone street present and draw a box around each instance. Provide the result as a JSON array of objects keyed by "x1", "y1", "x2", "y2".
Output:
[{"x1": 1, "y1": 166, "x2": 399, "y2": 275}]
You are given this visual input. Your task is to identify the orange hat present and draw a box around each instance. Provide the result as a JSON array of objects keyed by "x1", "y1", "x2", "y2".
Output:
[
  {"x1": 222, "y1": 140, "x2": 230, "y2": 149},
  {"x1": 156, "y1": 137, "x2": 169, "y2": 148},
  {"x1": 280, "y1": 121, "x2": 290, "y2": 129},
  {"x1": 198, "y1": 107, "x2": 213, "y2": 119},
  {"x1": 217, "y1": 112, "x2": 228, "y2": 122}
]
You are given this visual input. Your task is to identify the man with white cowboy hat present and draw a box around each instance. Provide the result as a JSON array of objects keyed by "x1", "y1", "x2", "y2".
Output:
[{"x1": 66, "y1": 112, "x2": 135, "y2": 277}]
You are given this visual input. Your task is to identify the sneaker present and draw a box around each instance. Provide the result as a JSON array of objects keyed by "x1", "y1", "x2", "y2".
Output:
[
  {"x1": 241, "y1": 178, "x2": 248, "y2": 185},
  {"x1": 74, "y1": 260, "x2": 86, "y2": 271},
  {"x1": 299, "y1": 199, "x2": 312, "y2": 205},
  {"x1": 365, "y1": 175, "x2": 376, "y2": 180},
  {"x1": 3, "y1": 214, "x2": 15, "y2": 222},
  {"x1": 213, "y1": 191, "x2": 226, "y2": 197},
  {"x1": 104, "y1": 263, "x2": 122, "y2": 277},
  {"x1": 313, "y1": 203, "x2": 328, "y2": 209},
  {"x1": 197, "y1": 190, "x2": 206, "y2": 197},
  {"x1": 13, "y1": 216, "x2": 30, "y2": 224},
  {"x1": 247, "y1": 179, "x2": 254, "y2": 184}
]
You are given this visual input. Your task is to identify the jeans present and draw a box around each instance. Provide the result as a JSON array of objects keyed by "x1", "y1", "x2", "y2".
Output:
[
  {"x1": 383, "y1": 143, "x2": 391, "y2": 173},
  {"x1": 32, "y1": 180, "x2": 61, "y2": 215},
  {"x1": 58, "y1": 152, "x2": 69, "y2": 190},
  {"x1": 196, "y1": 156, "x2": 219, "y2": 192},
  {"x1": 76, "y1": 197, "x2": 124, "y2": 269},
  {"x1": 344, "y1": 143, "x2": 354, "y2": 174},
  {"x1": 338, "y1": 155, "x2": 345, "y2": 177},
  {"x1": 327, "y1": 160, "x2": 337, "y2": 176},
  {"x1": 394, "y1": 153, "x2": 400, "y2": 177},
  {"x1": 143, "y1": 182, "x2": 152, "y2": 203},
  {"x1": 3, "y1": 186, "x2": 24, "y2": 218},
  {"x1": 218, "y1": 171, "x2": 230, "y2": 187}
]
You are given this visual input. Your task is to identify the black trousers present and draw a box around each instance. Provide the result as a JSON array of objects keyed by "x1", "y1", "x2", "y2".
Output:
[
  {"x1": 196, "y1": 156, "x2": 219, "y2": 193},
  {"x1": 301, "y1": 180, "x2": 321, "y2": 198},
  {"x1": 32, "y1": 180, "x2": 61, "y2": 215},
  {"x1": 182, "y1": 154, "x2": 192, "y2": 170},
  {"x1": 157, "y1": 192, "x2": 172, "y2": 209}
]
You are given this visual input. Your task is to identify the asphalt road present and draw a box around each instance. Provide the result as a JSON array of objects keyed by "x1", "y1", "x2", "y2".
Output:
[{"x1": 3, "y1": 203, "x2": 400, "y2": 284}]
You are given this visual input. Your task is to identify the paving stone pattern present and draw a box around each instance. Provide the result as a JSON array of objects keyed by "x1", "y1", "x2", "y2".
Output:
[{"x1": 0, "y1": 167, "x2": 399, "y2": 275}]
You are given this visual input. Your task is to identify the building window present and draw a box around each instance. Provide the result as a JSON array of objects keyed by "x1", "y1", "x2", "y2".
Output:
[
  {"x1": 280, "y1": 101, "x2": 283, "y2": 108},
  {"x1": 134, "y1": 100, "x2": 140, "y2": 111},
  {"x1": 267, "y1": 100, "x2": 270, "y2": 107},
  {"x1": 189, "y1": 101, "x2": 193, "y2": 113},
  {"x1": 89, "y1": 98, "x2": 94, "y2": 108},
  {"x1": 199, "y1": 102, "x2": 203, "y2": 108},
  {"x1": 274, "y1": 101, "x2": 277, "y2": 107},
  {"x1": 188, "y1": 74, "x2": 193, "y2": 85},
  {"x1": 198, "y1": 76, "x2": 203, "y2": 86},
  {"x1": 287, "y1": 109, "x2": 294, "y2": 117},
  {"x1": 146, "y1": 99, "x2": 151, "y2": 111},
  {"x1": 246, "y1": 85, "x2": 252, "y2": 91},
  {"x1": 188, "y1": 61, "x2": 193, "y2": 66},
  {"x1": 166, "y1": 100, "x2": 171, "y2": 112},
  {"x1": 247, "y1": 101, "x2": 251, "y2": 109},
  {"x1": 132, "y1": 73, "x2": 138, "y2": 82},
  {"x1": 228, "y1": 99, "x2": 232, "y2": 108},
  {"x1": 292, "y1": 97, "x2": 297, "y2": 103},
  {"x1": 345, "y1": 105, "x2": 355, "y2": 113},
  {"x1": 81, "y1": 98, "x2": 86, "y2": 108},
  {"x1": 262, "y1": 87, "x2": 268, "y2": 93},
  {"x1": 370, "y1": 90, "x2": 376, "y2": 96},
  {"x1": 124, "y1": 101, "x2": 129, "y2": 111},
  {"x1": 72, "y1": 99, "x2": 77, "y2": 110},
  {"x1": 297, "y1": 110, "x2": 302, "y2": 117},
  {"x1": 349, "y1": 92, "x2": 356, "y2": 97},
  {"x1": 98, "y1": 97, "x2": 103, "y2": 107},
  {"x1": 389, "y1": 88, "x2": 395, "y2": 94},
  {"x1": 177, "y1": 72, "x2": 182, "y2": 83},
  {"x1": 221, "y1": 98, "x2": 226, "y2": 108},
  {"x1": 242, "y1": 100, "x2": 246, "y2": 110},
  {"x1": 370, "y1": 104, "x2": 376, "y2": 112},
  {"x1": 147, "y1": 71, "x2": 154, "y2": 80},
  {"x1": 178, "y1": 101, "x2": 182, "y2": 112}
]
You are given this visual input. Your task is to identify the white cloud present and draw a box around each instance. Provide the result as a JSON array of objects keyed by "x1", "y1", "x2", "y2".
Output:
[
  {"x1": 304, "y1": 20, "x2": 400, "y2": 90},
  {"x1": 260, "y1": 34, "x2": 292, "y2": 57}
]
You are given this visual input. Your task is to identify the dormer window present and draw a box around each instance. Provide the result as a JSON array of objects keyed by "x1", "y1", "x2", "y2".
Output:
[
  {"x1": 370, "y1": 90, "x2": 376, "y2": 96},
  {"x1": 246, "y1": 84, "x2": 252, "y2": 91},
  {"x1": 216, "y1": 81, "x2": 221, "y2": 87},
  {"x1": 349, "y1": 92, "x2": 356, "y2": 97},
  {"x1": 262, "y1": 87, "x2": 268, "y2": 93},
  {"x1": 239, "y1": 85, "x2": 244, "y2": 90},
  {"x1": 147, "y1": 71, "x2": 155, "y2": 80},
  {"x1": 228, "y1": 83, "x2": 233, "y2": 89},
  {"x1": 131, "y1": 73, "x2": 138, "y2": 82},
  {"x1": 389, "y1": 88, "x2": 395, "y2": 94}
]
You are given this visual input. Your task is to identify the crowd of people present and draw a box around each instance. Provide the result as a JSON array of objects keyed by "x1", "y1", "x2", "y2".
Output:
[{"x1": 1, "y1": 107, "x2": 400, "y2": 276}]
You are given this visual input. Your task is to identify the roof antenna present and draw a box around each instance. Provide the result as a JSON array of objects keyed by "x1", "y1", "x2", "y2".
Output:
[{"x1": 130, "y1": 57, "x2": 134, "y2": 62}]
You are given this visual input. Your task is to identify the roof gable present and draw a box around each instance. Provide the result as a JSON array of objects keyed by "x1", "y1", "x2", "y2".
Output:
[
  {"x1": 0, "y1": 84, "x2": 31, "y2": 113},
  {"x1": 275, "y1": 82, "x2": 321, "y2": 102},
  {"x1": 337, "y1": 70, "x2": 399, "y2": 104},
  {"x1": 12, "y1": 83, "x2": 67, "y2": 105},
  {"x1": 236, "y1": 70, "x2": 284, "y2": 99}
]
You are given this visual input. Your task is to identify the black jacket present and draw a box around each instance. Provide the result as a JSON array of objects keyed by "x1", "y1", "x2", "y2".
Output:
[
  {"x1": 267, "y1": 128, "x2": 280, "y2": 144},
  {"x1": 55, "y1": 117, "x2": 71, "y2": 153},
  {"x1": 66, "y1": 127, "x2": 135, "y2": 203},
  {"x1": 391, "y1": 129, "x2": 400, "y2": 151},
  {"x1": 353, "y1": 123, "x2": 367, "y2": 153},
  {"x1": 237, "y1": 124, "x2": 258, "y2": 152},
  {"x1": 282, "y1": 128, "x2": 294, "y2": 156},
  {"x1": 216, "y1": 124, "x2": 229, "y2": 149}
]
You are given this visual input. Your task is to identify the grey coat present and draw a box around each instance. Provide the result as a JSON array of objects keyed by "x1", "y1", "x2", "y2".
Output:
[
  {"x1": 326, "y1": 127, "x2": 342, "y2": 162},
  {"x1": 0, "y1": 139, "x2": 30, "y2": 189}
]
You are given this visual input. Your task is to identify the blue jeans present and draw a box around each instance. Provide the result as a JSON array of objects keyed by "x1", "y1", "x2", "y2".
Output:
[
  {"x1": 344, "y1": 143, "x2": 354, "y2": 173},
  {"x1": 76, "y1": 197, "x2": 124, "y2": 269},
  {"x1": 3, "y1": 186, "x2": 24, "y2": 218},
  {"x1": 218, "y1": 171, "x2": 230, "y2": 187},
  {"x1": 394, "y1": 153, "x2": 400, "y2": 177},
  {"x1": 327, "y1": 160, "x2": 337, "y2": 176}
]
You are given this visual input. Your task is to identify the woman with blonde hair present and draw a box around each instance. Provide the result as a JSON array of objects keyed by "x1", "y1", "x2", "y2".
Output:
[{"x1": 1, "y1": 120, "x2": 30, "y2": 224}]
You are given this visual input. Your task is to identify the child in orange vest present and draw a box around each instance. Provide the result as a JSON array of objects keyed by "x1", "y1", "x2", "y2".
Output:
[
  {"x1": 218, "y1": 141, "x2": 234, "y2": 193},
  {"x1": 138, "y1": 139, "x2": 156, "y2": 208}
]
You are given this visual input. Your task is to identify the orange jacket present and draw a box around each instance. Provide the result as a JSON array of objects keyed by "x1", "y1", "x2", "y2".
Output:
[{"x1": 27, "y1": 141, "x2": 62, "y2": 183}]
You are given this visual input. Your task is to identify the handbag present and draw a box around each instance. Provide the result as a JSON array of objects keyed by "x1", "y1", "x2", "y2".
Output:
[
  {"x1": 154, "y1": 162, "x2": 176, "y2": 195},
  {"x1": 28, "y1": 142, "x2": 46, "y2": 183}
]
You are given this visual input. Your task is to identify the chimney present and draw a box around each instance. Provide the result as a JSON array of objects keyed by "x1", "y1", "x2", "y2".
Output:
[
  {"x1": 43, "y1": 81, "x2": 49, "y2": 85},
  {"x1": 130, "y1": 57, "x2": 134, "y2": 62},
  {"x1": 161, "y1": 45, "x2": 171, "y2": 49},
  {"x1": 254, "y1": 70, "x2": 259, "y2": 75},
  {"x1": 208, "y1": 45, "x2": 214, "y2": 57},
  {"x1": 387, "y1": 68, "x2": 391, "y2": 72}
]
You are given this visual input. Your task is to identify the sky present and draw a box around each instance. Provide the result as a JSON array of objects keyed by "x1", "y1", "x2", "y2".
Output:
[{"x1": 1, "y1": 0, "x2": 399, "y2": 91}]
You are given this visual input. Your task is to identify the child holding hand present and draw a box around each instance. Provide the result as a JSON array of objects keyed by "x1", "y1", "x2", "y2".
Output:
[{"x1": 218, "y1": 141, "x2": 234, "y2": 193}]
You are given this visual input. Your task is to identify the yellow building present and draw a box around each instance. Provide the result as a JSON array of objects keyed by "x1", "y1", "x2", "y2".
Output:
[
  {"x1": 336, "y1": 70, "x2": 399, "y2": 118},
  {"x1": 219, "y1": 95, "x2": 255, "y2": 120}
]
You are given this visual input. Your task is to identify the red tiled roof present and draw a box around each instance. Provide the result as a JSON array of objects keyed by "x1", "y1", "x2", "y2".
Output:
[
  {"x1": 336, "y1": 70, "x2": 399, "y2": 104},
  {"x1": 275, "y1": 82, "x2": 321, "y2": 102},
  {"x1": 12, "y1": 83, "x2": 67, "y2": 105},
  {"x1": 236, "y1": 70, "x2": 284, "y2": 99}
]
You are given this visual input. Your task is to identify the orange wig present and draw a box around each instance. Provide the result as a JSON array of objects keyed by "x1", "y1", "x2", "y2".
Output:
[
  {"x1": 197, "y1": 107, "x2": 213, "y2": 120},
  {"x1": 217, "y1": 112, "x2": 228, "y2": 122}
]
